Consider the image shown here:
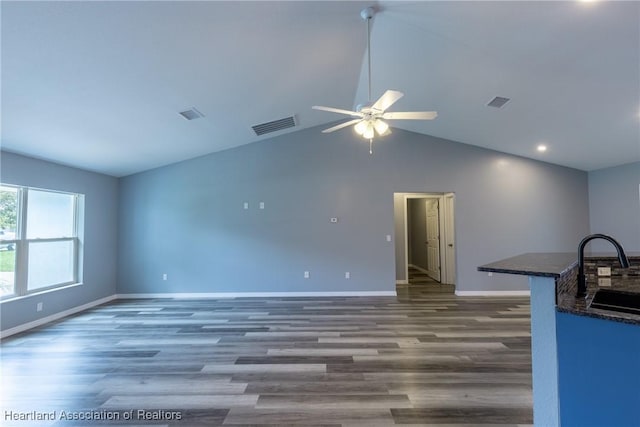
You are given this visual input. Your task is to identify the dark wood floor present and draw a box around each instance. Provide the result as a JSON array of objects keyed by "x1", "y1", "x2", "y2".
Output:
[
  {"x1": 1, "y1": 287, "x2": 532, "y2": 426},
  {"x1": 407, "y1": 266, "x2": 455, "y2": 293}
]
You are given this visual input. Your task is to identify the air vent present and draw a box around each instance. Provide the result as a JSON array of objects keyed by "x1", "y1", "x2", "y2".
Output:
[
  {"x1": 487, "y1": 96, "x2": 510, "y2": 108},
  {"x1": 179, "y1": 108, "x2": 204, "y2": 120},
  {"x1": 252, "y1": 115, "x2": 297, "y2": 136}
]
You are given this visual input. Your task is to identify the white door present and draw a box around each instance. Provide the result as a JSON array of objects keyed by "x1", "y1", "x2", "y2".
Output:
[{"x1": 425, "y1": 199, "x2": 441, "y2": 282}]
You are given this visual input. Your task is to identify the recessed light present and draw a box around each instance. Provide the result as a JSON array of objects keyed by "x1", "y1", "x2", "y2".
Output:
[{"x1": 537, "y1": 144, "x2": 548, "y2": 153}]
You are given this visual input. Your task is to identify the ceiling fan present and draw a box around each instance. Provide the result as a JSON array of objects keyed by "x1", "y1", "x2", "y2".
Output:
[{"x1": 312, "y1": 6, "x2": 437, "y2": 153}]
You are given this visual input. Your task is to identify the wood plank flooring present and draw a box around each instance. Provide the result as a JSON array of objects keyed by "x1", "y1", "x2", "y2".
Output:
[{"x1": 1, "y1": 287, "x2": 532, "y2": 426}]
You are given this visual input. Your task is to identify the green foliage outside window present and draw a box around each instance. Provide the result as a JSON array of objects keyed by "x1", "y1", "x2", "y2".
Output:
[{"x1": 0, "y1": 189, "x2": 17, "y2": 232}]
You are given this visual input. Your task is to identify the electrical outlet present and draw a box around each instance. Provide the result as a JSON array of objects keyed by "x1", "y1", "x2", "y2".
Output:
[
  {"x1": 304, "y1": 271, "x2": 310, "y2": 279},
  {"x1": 386, "y1": 235, "x2": 392, "y2": 242},
  {"x1": 259, "y1": 202, "x2": 265, "y2": 210},
  {"x1": 488, "y1": 272, "x2": 493, "y2": 277},
  {"x1": 243, "y1": 202, "x2": 249, "y2": 210},
  {"x1": 36, "y1": 302, "x2": 43, "y2": 312},
  {"x1": 597, "y1": 267, "x2": 611, "y2": 277},
  {"x1": 345, "y1": 272, "x2": 350, "y2": 279},
  {"x1": 598, "y1": 278, "x2": 612, "y2": 287},
  {"x1": 162, "y1": 273, "x2": 168, "y2": 281}
]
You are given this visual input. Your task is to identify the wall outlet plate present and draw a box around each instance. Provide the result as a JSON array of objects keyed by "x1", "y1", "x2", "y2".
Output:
[
  {"x1": 597, "y1": 267, "x2": 611, "y2": 277},
  {"x1": 304, "y1": 271, "x2": 310, "y2": 279},
  {"x1": 598, "y1": 278, "x2": 612, "y2": 287}
]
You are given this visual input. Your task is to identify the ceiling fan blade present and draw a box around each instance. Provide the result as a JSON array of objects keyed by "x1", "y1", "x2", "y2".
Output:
[
  {"x1": 321, "y1": 119, "x2": 362, "y2": 133},
  {"x1": 382, "y1": 111, "x2": 438, "y2": 120},
  {"x1": 313, "y1": 106, "x2": 363, "y2": 117},
  {"x1": 371, "y1": 90, "x2": 404, "y2": 112}
]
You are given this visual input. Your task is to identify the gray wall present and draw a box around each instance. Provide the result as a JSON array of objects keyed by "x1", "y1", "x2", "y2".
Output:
[
  {"x1": 0, "y1": 151, "x2": 118, "y2": 332},
  {"x1": 118, "y1": 124, "x2": 589, "y2": 294},
  {"x1": 588, "y1": 161, "x2": 640, "y2": 252}
]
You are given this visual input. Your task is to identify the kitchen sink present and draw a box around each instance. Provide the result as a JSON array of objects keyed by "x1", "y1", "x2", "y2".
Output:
[{"x1": 589, "y1": 289, "x2": 640, "y2": 315}]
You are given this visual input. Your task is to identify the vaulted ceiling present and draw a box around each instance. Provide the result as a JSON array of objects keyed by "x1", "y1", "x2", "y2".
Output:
[{"x1": 2, "y1": 1, "x2": 639, "y2": 177}]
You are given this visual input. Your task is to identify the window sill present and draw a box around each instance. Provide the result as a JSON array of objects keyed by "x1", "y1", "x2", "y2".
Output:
[{"x1": 0, "y1": 282, "x2": 84, "y2": 303}]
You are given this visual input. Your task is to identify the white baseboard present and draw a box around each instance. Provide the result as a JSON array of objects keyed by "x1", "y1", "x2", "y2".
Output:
[
  {"x1": 0, "y1": 295, "x2": 117, "y2": 339},
  {"x1": 116, "y1": 291, "x2": 397, "y2": 299},
  {"x1": 455, "y1": 290, "x2": 531, "y2": 297}
]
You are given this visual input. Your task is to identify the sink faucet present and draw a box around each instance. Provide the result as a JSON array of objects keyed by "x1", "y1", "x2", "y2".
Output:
[{"x1": 577, "y1": 234, "x2": 630, "y2": 297}]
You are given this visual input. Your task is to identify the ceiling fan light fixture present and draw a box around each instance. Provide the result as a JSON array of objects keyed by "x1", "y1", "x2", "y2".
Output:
[
  {"x1": 374, "y1": 119, "x2": 389, "y2": 135},
  {"x1": 363, "y1": 122, "x2": 375, "y2": 139},
  {"x1": 354, "y1": 120, "x2": 368, "y2": 135}
]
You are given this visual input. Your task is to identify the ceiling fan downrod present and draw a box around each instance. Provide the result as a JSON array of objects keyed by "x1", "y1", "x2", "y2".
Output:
[
  {"x1": 361, "y1": 7, "x2": 375, "y2": 104},
  {"x1": 363, "y1": 7, "x2": 375, "y2": 155}
]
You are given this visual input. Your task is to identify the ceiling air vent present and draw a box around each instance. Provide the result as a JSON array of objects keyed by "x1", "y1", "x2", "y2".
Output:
[
  {"x1": 252, "y1": 115, "x2": 297, "y2": 136},
  {"x1": 179, "y1": 108, "x2": 204, "y2": 121},
  {"x1": 487, "y1": 96, "x2": 510, "y2": 108}
]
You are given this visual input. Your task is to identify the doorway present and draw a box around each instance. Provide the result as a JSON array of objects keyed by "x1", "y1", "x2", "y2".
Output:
[{"x1": 394, "y1": 192, "x2": 456, "y2": 289}]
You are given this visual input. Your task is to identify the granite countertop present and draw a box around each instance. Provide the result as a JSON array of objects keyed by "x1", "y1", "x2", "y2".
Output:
[
  {"x1": 557, "y1": 277, "x2": 640, "y2": 325},
  {"x1": 478, "y1": 252, "x2": 640, "y2": 326},
  {"x1": 477, "y1": 252, "x2": 577, "y2": 277}
]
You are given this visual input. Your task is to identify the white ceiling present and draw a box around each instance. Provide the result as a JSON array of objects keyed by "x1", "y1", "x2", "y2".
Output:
[{"x1": 2, "y1": 1, "x2": 639, "y2": 177}]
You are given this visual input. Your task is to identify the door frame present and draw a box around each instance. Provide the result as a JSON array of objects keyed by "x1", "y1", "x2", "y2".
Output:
[
  {"x1": 402, "y1": 192, "x2": 455, "y2": 286},
  {"x1": 441, "y1": 193, "x2": 456, "y2": 285}
]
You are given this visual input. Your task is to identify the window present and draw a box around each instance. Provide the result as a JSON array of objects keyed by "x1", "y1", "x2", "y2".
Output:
[
  {"x1": 0, "y1": 185, "x2": 83, "y2": 299},
  {"x1": 0, "y1": 186, "x2": 18, "y2": 298}
]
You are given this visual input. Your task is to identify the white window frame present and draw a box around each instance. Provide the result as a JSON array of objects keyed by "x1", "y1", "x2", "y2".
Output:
[{"x1": 0, "y1": 184, "x2": 83, "y2": 300}]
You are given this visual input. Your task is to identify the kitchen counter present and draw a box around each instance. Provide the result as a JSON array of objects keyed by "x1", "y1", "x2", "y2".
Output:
[
  {"x1": 479, "y1": 251, "x2": 640, "y2": 426},
  {"x1": 478, "y1": 252, "x2": 640, "y2": 325},
  {"x1": 557, "y1": 277, "x2": 640, "y2": 325},
  {"x1": 477, "y1": 252, "x2": 577, "y2": 277}
]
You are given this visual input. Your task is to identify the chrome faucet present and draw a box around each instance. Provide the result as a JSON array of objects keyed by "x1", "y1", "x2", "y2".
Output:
[{"x1": 577, "y1": 234, "x2": 630, "y2": 297}]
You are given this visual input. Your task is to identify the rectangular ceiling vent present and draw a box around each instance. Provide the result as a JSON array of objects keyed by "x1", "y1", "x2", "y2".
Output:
[
  {"x1": 487, "y1": 96, "x2": 510, "y2": 108},
  {"x1": 179, "y1": 108, "x2": 205, "y2": 121},
  {"x1": 252, "y1": 115, "x2": 297, "y2": 136}
]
